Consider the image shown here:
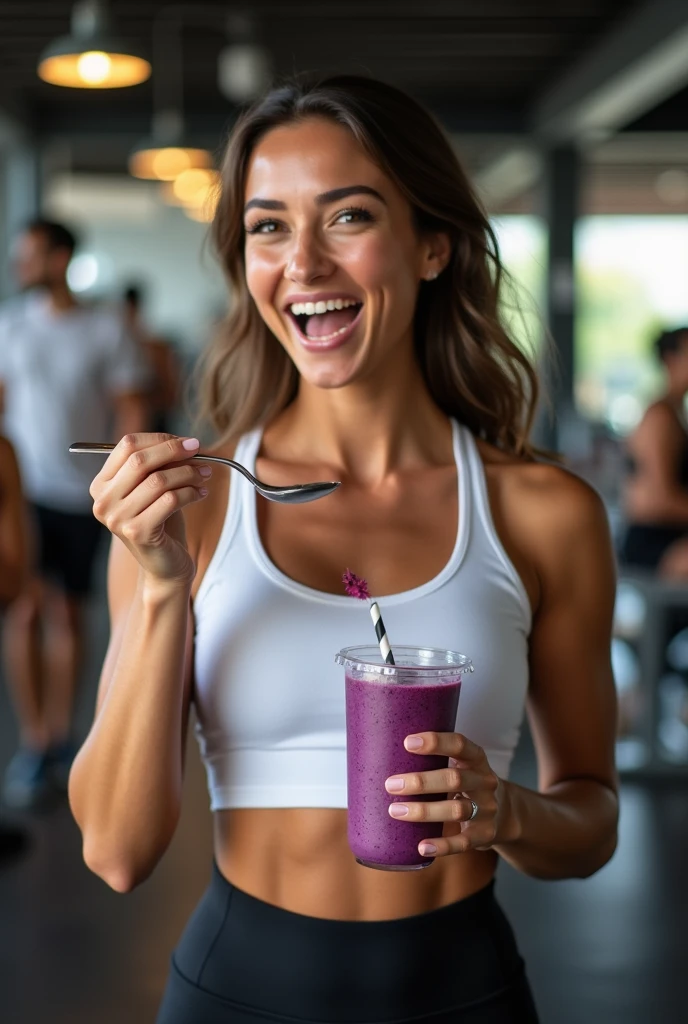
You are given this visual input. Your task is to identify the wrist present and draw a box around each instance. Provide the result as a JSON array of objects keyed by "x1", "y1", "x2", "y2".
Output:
[
  {"x1": 495, "y1": 778, "x2": 522, "y2": 846},
  {"x1": 139, "y1": 571, "x2": 192, "y2": 608}
]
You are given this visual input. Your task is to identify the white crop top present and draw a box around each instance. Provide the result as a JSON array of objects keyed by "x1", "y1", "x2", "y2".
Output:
[{"x1": 192, "y1": 420, "x2": 532, "y2": 811}]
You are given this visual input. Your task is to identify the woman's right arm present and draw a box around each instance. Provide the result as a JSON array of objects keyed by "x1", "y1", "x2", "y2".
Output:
[{"x1": 68, "y1": 433, "x2": 211, "y2": 893}]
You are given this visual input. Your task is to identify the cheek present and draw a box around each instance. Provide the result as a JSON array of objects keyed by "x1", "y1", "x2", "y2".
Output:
[
  {"x1": 245, "y1": 247, "x2": 281, "y2": 306},
  {"x1": 343, "y1": 234, "x2": 420, "y2": 294}
]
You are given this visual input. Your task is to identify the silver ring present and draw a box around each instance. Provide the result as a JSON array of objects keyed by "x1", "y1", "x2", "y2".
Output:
[{"x1": 468, "y1": 799, "x2": 479, "y2": 821}]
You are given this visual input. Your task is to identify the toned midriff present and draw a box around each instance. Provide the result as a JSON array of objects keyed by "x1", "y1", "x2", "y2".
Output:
[{"x1": 213, "y1": 808, "x2": 498, "y2": 921}]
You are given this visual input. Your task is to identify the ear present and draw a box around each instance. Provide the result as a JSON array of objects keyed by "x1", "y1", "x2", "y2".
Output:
[{"x1": 421, "y1": 231, "x2": 452, "y2": 282}]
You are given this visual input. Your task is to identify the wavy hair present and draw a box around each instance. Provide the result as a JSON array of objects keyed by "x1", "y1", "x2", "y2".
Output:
[{"x1": 199, "y1": 74, "x2": 545, "y2": 457}]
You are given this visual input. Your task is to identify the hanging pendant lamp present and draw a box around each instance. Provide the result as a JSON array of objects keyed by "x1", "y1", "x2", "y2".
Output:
[
  {"x1": 38, "y1": 0, "x2": 150, "y2": 89},
  {"x1": 128, "y1": 111, "x2": 213, "y2": 181}
]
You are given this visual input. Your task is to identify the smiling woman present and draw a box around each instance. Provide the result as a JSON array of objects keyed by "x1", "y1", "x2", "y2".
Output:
[
  {"x1": 69, "y1": 74, "x2": 618, "y2": 1024},
  {"x1": 202, "y1": 76, "x2": 541, "y2": 453}
]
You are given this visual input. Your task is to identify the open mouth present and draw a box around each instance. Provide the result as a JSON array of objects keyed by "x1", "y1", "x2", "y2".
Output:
[{"x1": 288, "y1": 298, "x2": 363, "y2": 344}]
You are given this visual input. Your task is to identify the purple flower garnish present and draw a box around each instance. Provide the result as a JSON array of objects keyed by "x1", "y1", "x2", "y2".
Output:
[{"x1": 342, "y1": 569, "x2": 370, "y2": 601}]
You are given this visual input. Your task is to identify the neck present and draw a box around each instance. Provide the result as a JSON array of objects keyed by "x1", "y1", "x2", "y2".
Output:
[
  {"x1": 46, "y1": 281, "x2": 77, "y2": 313},
  {"x1": 276, "y1": 353, "x2": 452, "y2": 485}
]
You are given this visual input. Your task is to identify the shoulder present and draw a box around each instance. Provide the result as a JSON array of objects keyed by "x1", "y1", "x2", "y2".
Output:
[
  {"x1": 476, "y1": 438, "x2": 613, "y2": 608},
  {"x1": 477, "y1": 437, "x2": 607, "y2": 529},
  {"x1": 632, "y1": 399, "x2": 681, "y2": 439}
]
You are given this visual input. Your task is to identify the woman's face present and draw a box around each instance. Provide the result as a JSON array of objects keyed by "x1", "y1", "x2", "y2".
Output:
[{"x1": 243, "y1": 117, "x2": 447, "y2": 391}]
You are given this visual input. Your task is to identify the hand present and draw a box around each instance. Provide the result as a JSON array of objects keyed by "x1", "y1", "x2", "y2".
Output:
[
  {"x1": 90, "y1": 433, "x2": 211, "y2": 587},
  {"x1": 384, "y1": 732, "x2": 510, "y2": 859}
]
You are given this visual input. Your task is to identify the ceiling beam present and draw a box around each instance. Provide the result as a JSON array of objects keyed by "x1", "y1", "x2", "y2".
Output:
[{"x1": 530, "y1": 0, "x2": 688, "y2": 142}]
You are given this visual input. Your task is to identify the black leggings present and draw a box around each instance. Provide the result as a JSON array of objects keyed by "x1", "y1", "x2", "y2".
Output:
[{"x1": 156, "y1": 862, "x2": 539, "y2": 1023}]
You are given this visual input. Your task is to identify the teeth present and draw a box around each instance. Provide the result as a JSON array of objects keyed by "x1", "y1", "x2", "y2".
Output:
[{"x1": 289, "y1": 298, "x2": 359, "y2": 316}]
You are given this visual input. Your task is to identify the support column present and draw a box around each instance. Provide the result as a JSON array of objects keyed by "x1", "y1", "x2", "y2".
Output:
[
  {"x1": 537, "y1": 145, "x2": 580, "y2": 453},
  {"x1": 0, "y1": 145, "x2": 41, "y2": 300}
]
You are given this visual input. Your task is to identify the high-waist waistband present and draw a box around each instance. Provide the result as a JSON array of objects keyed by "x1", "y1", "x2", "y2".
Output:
[{"x1": 156, "y1": 862, "x2": 539, "y2": 1024}]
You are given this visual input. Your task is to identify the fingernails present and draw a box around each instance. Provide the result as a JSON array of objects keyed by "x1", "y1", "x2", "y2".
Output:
[
  {"x1": 389, "y1": 804, "x2": 409, "y2": 818},
  {"x1": 199, "y1": 466, "x2": 212, "y2": 477},
  {"x1": 182, "y1": 438, "x2": 200, "y2": 451},
  {"x1": 385, "y1": 777, "x2": 405, "y2": 792},
  {"x1": 419, "y1": 843, "x2": 437, "y2": 856},
  {"x1": 199, "y1": 488, "x2": 209, "y2": 497},
  {"x1": 405, "y1": 736, "x2": 424, "y2": 750}
]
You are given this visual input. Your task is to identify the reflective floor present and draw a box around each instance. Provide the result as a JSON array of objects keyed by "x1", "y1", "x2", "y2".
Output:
[{"x1": 0, "y1": 557, "x2": 686, "y2": 1023}]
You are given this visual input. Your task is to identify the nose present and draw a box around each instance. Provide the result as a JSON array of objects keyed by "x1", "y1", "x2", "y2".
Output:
[{"x1": 285, "y1": 227, "x2": 334, "y2": 284}]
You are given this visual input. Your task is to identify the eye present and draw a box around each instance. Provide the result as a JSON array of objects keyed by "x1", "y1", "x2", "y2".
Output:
[
  {"x1": 335, "y1": 207, "x2": 373, "y2": 225},
  {"x1": 246, "y1": 218, "x2": 282, "y2": 235}
]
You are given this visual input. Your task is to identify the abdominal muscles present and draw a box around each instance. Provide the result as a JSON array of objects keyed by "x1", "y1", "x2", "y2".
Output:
[{"x1": 213, "y1": 806, "x2": 497, "y2": 920}]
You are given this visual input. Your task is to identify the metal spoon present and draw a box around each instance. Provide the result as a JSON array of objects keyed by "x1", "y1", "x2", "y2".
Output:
[{"x1": 69, "y1": 442, "x2": 341, "y2": 504}]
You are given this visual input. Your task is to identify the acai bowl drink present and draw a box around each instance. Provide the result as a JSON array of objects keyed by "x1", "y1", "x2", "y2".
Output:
[{"x1": 336, "y1": 645, "x2": 471, "y2": 871}]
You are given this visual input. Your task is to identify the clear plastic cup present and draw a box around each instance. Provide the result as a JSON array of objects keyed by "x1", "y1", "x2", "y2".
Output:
[{"x1": 336, "y1": 645, "x2": 472, "y2": 871}]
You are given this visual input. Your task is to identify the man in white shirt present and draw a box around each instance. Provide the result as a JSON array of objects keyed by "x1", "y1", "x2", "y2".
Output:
[{"x1": 0, "y1": 219, "x2": 149, "y2": 808}]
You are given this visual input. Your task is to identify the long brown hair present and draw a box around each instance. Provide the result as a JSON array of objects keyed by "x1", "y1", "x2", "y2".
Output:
[{"x1": 200, "y1": 74, "x2": 544, "y2": 457}]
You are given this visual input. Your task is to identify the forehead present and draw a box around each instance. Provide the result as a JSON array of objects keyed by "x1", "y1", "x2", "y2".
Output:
[{"x1": 245, "y1": 118, "x2": 390, "y2": 200}]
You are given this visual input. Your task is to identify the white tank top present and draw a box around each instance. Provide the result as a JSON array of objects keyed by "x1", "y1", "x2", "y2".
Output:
[{"x1": 193, "y1": 420, "x2": 531, "y2": 811}]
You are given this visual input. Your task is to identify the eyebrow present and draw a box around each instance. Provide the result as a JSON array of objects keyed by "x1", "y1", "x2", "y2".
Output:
[{"x1": 244, "y1": 185, "x2": 386, "y2": 214}]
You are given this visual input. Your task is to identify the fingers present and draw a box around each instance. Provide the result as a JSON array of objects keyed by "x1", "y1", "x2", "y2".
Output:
[
  {"x1": 403, "y1": 731, "x2": 485, "y2": 763},
  {"x1": 388, "y1": 795, "x2": 477, "y2": 824},
  {"x1": 94, "y1": 463, "x2": 211, "y2": 532},
  {"x1": 118, "y1": 485, "x2": 207, "y2": 547},
  {"x1": 384, "y1": 732, "x2": 501, "y2": 860},
  {"x1": 91, "y1": 434, "x2": 200, "y2": 498},
  {"x1": 385, "y1": 765, "x2": 488, "y2": 796}
]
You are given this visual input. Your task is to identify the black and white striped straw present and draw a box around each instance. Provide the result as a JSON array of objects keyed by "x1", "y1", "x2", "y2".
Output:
[{"x1": 370, "y1": 601, "x2": 395, "y2": 665}]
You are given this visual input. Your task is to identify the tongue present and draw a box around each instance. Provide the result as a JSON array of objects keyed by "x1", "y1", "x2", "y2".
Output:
[{"x1": 304, "y1": 306, "x2": 359, "y2": 338}]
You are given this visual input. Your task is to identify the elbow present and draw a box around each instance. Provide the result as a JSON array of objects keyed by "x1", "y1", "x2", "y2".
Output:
[
  {"x1": 579, "y1": 830, "x2": 618, "y2": 878},
  {"x1": 567, "y1": 821, "x2": 619, "y2": 880},
  {"x1": 82, "y1": 839, "x2": 153, "y2": 893}
]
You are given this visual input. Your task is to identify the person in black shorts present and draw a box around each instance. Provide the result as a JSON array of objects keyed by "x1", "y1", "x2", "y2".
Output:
[
  {"x1": 0, "y1": 219, "x2": 149, "y2": 808},
  {"x1": 31, "y1": 504, "x2": 104, "y2": 601}
]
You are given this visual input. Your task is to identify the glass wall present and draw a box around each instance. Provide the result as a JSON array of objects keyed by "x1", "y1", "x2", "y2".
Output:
[{"x1": 575, "y1": 216, "x2": 688, "y2": 434}]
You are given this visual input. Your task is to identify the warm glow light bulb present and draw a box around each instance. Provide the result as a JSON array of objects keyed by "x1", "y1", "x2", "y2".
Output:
[
  {"x1": 77, "y1": 50, "x2": 112, "y2": 85},
  {"x1": 151, "y1": 148, "x2": 192, "y2": 180},
  {"x1": 172, "y1": 168, "x2": 217, "y2": 205}
]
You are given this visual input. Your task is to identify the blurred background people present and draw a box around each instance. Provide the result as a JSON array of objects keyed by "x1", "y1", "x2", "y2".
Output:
[
  {"x1": 0, "y1": 218, "x2": 149, "y2": 808},
  {"x1": 617, "y1": 326, "x2": 688, "y2": 757},
  {"x1": 620, "y1": 327, "x2": 688, "y2": 578},
  {"x1": 0, "y1": 430, "x2": 31, "y2": 859},
  {"x1": 121, "y1": 282, "x2": 183, "y2": 435}
]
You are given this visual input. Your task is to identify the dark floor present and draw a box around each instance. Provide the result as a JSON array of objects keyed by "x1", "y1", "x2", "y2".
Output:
[{"x1": 1, "y1": 550, "x2": 687, "y2": 1023}]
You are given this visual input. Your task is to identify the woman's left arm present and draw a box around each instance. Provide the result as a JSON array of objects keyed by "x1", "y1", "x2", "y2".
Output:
[
  {"x1": 385, "y1": 471, "x2": 619, "y2": 879},
  {"x1": 492, "y1": 473, "x2": 619, "y2": 878}
]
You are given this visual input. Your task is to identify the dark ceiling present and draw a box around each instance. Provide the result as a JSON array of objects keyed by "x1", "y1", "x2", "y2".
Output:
[{"x1": 0, "y1": 0, "x2": 643, "y2": 138}]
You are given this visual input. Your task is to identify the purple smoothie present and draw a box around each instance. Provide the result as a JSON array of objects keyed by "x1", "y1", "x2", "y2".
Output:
[{"x1": 339, "y1": 647, "x2": 468, "y2": 871}]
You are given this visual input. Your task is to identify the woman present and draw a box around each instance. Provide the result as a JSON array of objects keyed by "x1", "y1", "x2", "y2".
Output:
[
  {"x1": 68, "y1": 76, "x2": 618, "y2": 1023},
  {"x1": 620, "y1": 326, "x2": 688, "y2": 578}
]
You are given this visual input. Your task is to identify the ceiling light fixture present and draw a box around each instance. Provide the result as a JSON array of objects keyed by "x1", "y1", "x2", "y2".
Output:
[
  {"x1": 129, "y1": 111, "x2": 213, "y2": 181},
  {"x1": 129, "y1": 9, "x2": 212, "y2": 181},
  {"x1": 38, "y1": 0, "x2": 150, "y2": 89},
  {"x1": 217, "y1": 12, "x2": 272, "y2": 104}
]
